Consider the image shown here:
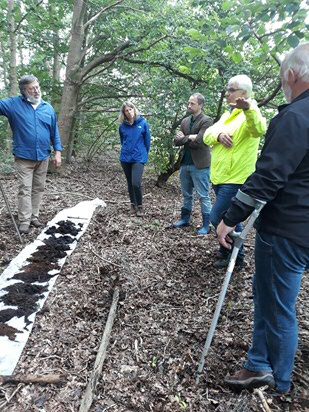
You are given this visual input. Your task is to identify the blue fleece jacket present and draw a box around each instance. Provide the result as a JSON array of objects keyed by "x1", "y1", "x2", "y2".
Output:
[
  {"x1": 0, "y1": 95, "x2": 62, "y2": 161},
  {"x1": 119, "y1": 116, "x2": 151, "y2": 163}
]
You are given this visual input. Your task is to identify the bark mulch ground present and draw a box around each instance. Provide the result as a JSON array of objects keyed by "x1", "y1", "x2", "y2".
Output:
[{"x1": 0, "y1": 152, "x2": 308, "y2": 412}]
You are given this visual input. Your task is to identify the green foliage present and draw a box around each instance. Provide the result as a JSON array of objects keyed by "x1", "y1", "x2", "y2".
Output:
[{"x1": 0, "y1": 0, "x2": 308, "y2": 179}]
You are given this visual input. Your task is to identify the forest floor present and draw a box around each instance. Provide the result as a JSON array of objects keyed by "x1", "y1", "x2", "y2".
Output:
[{"x1": 0, "y1": 150, "x2": 308, "y2": 412}]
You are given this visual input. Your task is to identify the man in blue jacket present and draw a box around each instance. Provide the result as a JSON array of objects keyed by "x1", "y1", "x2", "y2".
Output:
[
  {"x1": 0, "y1": 75, "x2": 62, "y2": 234},
  {"x1": 217, "y1": 42, "x2": 309, "y2": 394}
]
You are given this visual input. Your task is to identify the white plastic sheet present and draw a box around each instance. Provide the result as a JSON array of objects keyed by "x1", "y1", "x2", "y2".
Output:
[{"x1": 0, "y1": 198, "x2": 106, "y2": 375}]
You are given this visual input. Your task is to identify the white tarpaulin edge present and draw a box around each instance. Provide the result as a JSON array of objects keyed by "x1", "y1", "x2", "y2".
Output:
[{"x1": 0, "y1": 198, "x2": 106, "y2": 375}]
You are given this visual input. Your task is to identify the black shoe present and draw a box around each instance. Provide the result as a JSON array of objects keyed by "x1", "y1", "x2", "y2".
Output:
[
  {"x1": 224, "y1": 368, "x2": 275, "y2": 392},
  {"x1": 213, "y1": 257, "x2": 244, "y2": 269}
]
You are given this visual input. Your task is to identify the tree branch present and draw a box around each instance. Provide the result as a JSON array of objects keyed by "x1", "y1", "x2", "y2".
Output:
[
  {"x1": 122, "y1": 57, "x2": 203, "y2": 85},
  {"x1": 257, "y1": 81, "x2": 282, "y2": 107},
  {"x1": 80, "y1": 40, "x2": 131, "y2": 80},
  {"x1": 123, "y1": 35, "x2": 169, "y2": 56},
  {"x1": 14, "y1": 0, "x2": 44, "y2": 33},
  {"x1": 83, "y1": 0, "x2": 125, "y2": 30}
]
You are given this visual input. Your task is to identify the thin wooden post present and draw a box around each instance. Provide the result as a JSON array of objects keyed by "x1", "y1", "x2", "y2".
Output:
[{"x1": 79, "y1": 286, "x2": 120, "y2": 412}]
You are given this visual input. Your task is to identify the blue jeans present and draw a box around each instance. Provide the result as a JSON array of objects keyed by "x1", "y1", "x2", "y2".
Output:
[
  {"x1": 179, "y1": 164, "x2": 211, "y2": 215},
  {"x1": 121, "y1": 162, "x2": 144, "y2": 205},
  {"x1": 245, "y1": 230, "x2": 309, "y2": 392},
  {"x1": 211, "y1": 183, "x2": 243, "y2": 259}
]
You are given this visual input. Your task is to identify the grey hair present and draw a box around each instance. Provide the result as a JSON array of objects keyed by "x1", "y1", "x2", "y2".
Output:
[
  {"x1": 19, "y1": 75, "x2": 39, "y2": 93},
  {"x1": 190, "y1": 92, "x2": 205, "y2": 107},
  {"x1": 228, "y1": 75, "x2": 252, "y2": 98},
  {"x1": 280, "y1": 42, "x2": 309, "y2": 82},
  {"x1": 119, "y1": 101, "x2": 140, "y2": 123}
]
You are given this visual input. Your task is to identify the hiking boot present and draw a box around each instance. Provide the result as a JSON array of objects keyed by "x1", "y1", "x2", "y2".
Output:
[
  {"x1": 19, "y1": 223, "x2": 30, "y2": 234},
  {"x1": 30, "y1": 219, "x2": 45, "y2": 228},
  {"x1": 136, "y1": 205, "x2": 144, "y2": 217},
  {"x1": 224, "y1": 368, "x2": 275, "y2": 392}
]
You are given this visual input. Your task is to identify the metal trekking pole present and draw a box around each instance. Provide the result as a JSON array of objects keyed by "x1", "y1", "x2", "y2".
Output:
[
  {"x1": 196, "y1": 190, "x2": 266, "y2": 384},
  {"x1": 0, "y1": 180, "x2": 23, "y2": 244}
]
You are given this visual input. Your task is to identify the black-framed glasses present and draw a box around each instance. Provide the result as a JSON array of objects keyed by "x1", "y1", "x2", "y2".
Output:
[{"x1": 226, "y1": 88, "x2": 242, "y2": 93}]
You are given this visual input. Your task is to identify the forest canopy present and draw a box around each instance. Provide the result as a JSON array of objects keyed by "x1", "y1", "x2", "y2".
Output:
[{"x1": 0, "y1": 0, "x2": 308, "y2": 181}]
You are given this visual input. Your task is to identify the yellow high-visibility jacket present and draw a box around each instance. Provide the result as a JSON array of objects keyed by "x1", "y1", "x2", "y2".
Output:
[{"x1": 203, "y1": 102, "x2": 267, "y2": 185}]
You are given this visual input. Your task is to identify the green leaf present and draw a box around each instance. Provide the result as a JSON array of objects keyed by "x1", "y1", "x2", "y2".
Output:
[
  {"x1": 183, "y1": 46, "x2": 202, "y2": 56},
  {"x1": 222, "y1": 1, "x2": 234, "y2": 10},
  {"x1": 178, "y1": 65, "x2": 191, "y2": 74},
  {"x1": 232, "y1": 52, "x2": 242, "y2": 63},
  {"x1": 187, "y1": 28, "x2": 202, "y2": 39},
  {"x1": 287, "y1": 33, "x2": 299, "y2": 48}
]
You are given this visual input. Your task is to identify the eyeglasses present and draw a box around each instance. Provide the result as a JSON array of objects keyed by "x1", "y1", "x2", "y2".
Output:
[
  {"x1": 26, "y1": 86, "x2": 40, "y2": 92},
  {"x1": 226, "y1": 88, "x2": 242, "y2": 93}
]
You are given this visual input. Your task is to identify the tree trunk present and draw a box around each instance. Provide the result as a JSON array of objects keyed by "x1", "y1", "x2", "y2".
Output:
[
  {"x1": 58, "y1": 0, "x2": 86, "y2": 163},
  {"x1": 155, "y1": 153, "x2": 182, "y2": 187},
  {"x1": 7, "y1": 0, "x2": 17, "y2": 152},
  {"x1": 8, "y1": 0, "x2": 17, "y2": 96}
]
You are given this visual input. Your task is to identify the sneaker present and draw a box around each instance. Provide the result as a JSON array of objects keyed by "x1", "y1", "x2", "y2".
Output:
[
  {"x1": 136, "y1": 206, "x2": 144, "y2": 218},
  {"x1": 224, "y1": 368, "x2": 275, "y2": 392},
  {"x1": 19, "y1": 223, "x2": 30, "y2": 234},
  {"x1": 30, "y1": 219, "x2": 45, "y2": 228}
]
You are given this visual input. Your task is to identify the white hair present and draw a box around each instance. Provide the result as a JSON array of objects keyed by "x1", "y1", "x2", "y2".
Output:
[
  {"x1": 280, "y1": 42, "x2": 309, "y2": 82},
  {"x1": 228, "y1": 75, "x2": 252, "y2": 98}
]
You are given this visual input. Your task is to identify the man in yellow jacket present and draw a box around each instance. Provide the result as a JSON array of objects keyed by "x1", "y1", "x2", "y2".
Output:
[{"x1": 203, "y1": 75, "x2": 267, "y2": 268}]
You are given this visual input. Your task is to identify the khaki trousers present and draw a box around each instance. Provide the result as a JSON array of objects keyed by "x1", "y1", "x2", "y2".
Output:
[{"x1": 14, "y1": 157, "x2": 49, "y2": 224}]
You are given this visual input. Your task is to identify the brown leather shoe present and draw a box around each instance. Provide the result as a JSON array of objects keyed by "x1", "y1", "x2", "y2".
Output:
[
  {"x1": 224, "y1": 368, "x2": 275, "y2": 392},
  {"x1": 30, "y1": 219, "x2": 45, "y2": 228},
  {"x1": 19, "y1": 223, "x2": 30, "y2": 234}
]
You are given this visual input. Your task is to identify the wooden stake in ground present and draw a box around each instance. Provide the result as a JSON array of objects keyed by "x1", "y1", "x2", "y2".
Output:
[{"x1": 79, "y1": 286, "x2": 120, "y2": 412}]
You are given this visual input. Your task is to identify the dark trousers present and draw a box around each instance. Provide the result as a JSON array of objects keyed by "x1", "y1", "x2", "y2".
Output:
[{"x1": 121, "y1": 162, "x2": 144, "y2": 206}]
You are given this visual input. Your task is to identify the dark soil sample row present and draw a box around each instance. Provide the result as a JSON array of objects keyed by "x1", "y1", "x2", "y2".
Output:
[
  {"x1": 0, "y1": 323, "x2": 20, "y2": 341},
  {"x1": 45, "y1": 220, "x2": 83, "y2": 237},
  {"x1": 3, "y1": 282, "x2": 48, "y2": 295},
  {"x1": 0, "y1": 220, "x2": 84, "y2": 340},
  {"x1": 0, "y1": 307, "x2": 27, "y2": 323},
  {"x1": 13, "y1": 269, "x2": 57, "y2": 284}
]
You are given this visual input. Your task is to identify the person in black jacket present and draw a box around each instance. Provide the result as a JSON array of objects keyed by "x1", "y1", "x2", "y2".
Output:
[{"x1": 217, "y1": 42, "x2": 309, "y2": 394}]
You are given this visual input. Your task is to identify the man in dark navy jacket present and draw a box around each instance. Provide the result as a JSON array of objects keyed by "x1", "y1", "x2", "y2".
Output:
[
  {"x1": 0, "y1": 75, "x2": 62, "y2": 234},
  {"x1": 217, "y1": 43, "x2": 309, "y2": 394}
]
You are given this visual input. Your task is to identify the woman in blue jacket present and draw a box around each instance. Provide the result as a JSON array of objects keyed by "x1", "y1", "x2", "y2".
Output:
[{"x1": 119, "y1": 102, "x2": 151, "y2": 217}]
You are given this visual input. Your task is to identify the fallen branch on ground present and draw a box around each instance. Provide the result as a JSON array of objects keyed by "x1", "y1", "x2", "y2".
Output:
[
  {"x1": 253, "y1": 388, "x2": 272, "y2": 412},
  {"x1": 0, "y1": 374, "x2": 66, "y2": 385},
  {"x1": 79, "y1": 286, "x2": 120, "y2": 412}
]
